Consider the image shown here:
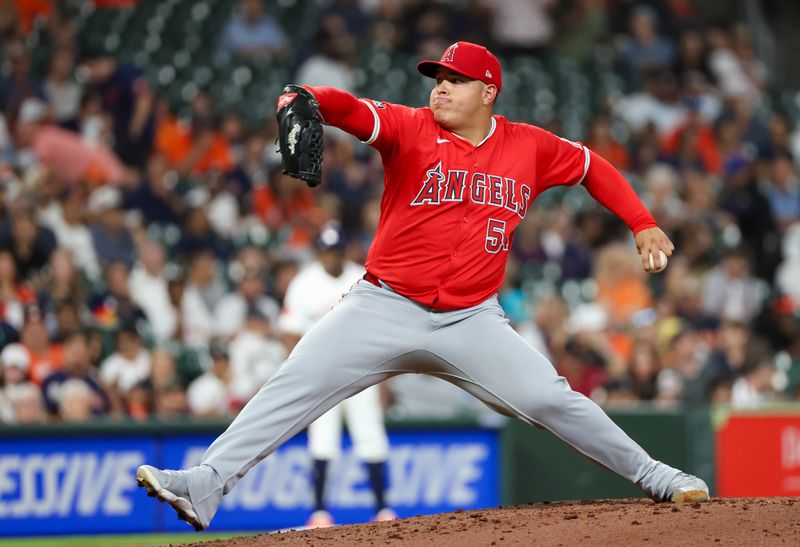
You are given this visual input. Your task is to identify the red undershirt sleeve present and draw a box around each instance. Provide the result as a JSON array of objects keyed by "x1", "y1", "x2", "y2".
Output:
[
  {"x1": 302, "y1": 86, "x2": 375, "y2": 143},
  {"x1": 581, "y1": 150, "x2": 658, "y2": 235}
]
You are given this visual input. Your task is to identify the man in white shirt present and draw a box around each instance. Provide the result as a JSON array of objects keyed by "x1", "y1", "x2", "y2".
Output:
[
  {"x1": 181, "y1": 249, "x2": 226, "y2": 349},
  {"x1": 229, "y1": 307, "x2": 286, "y2": 404},
  {"x1": 279, "y1": 222, "x2": 394, "y2": 527},
  {"x1": 99, "y1": 325, "x2": 150, "y2": 412},
  {"x1": 39, "y1": 191, "x2": 101, "y2": 281},
  {"x1": 130, "y1": 240, "x2": 177, "y2": 343},
  {"x1": 187, "y1": 340, "x2": 237, "y2": 418},
  {"x1": 214, "y1": 259, "x2": 279, "y2": 339}
]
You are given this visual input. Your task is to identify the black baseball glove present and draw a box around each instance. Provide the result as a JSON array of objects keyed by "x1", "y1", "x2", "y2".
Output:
[{"x1": 276, "y1": 84, "x2": 324, "y2": 187}]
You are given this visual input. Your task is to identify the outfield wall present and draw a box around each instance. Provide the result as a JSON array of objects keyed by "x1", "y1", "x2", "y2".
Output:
[
  {"x1": 0, "y1": 420, "x2": 501, "y2": 536},
  {"x1": 5, "y1": 405, "x2": 799, "y2": 537}
]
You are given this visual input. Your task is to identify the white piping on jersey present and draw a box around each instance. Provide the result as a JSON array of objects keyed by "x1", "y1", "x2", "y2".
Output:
[
  {"x1": 447, "y1": 116, "x2": 497, "y2": 148},
  {"x1": 577, "y1": 145, "x2": 591, "y2": 185},
  {"x1": 359, "y1": 98, "x2": 380, "y2": 145}
]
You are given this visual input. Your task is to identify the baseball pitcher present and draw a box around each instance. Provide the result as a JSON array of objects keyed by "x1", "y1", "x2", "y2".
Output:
[{"x1": 137, "y1": 41, "x2": 707, "y2": 531}]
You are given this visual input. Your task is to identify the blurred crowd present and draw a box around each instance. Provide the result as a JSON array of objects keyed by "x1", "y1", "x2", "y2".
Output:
[{"x1": 1, "y1": 0, "x2": 799, "y2": 426}]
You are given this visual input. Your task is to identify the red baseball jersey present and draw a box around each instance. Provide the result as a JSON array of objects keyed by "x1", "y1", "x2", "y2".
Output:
[{"x1": 359, "y1": 100, "x2": 590, "y2": 310}]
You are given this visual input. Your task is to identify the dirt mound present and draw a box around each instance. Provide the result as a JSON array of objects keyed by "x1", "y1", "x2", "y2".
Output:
[{"x1": 190, "y1": 498, "x2": 800, "y2": 547}]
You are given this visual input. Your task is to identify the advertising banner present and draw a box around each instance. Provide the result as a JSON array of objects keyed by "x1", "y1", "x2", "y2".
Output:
[
  {"x1": 716, "y1": 413, "x2": 800, "y2": 497},
  {"x1": 0, "y1": 437, "x2": 155, "y2": 535},
  {"x1": 0, "y1": 428, "x2": 499, "y2": 536},
  {"x1": 164, "y1": 429, "x2": 500, "y2": 531}
]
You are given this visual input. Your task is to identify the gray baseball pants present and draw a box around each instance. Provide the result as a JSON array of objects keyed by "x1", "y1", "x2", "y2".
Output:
[{"x1": 185, "y1": 279, "x2": 680, "y2": 527}]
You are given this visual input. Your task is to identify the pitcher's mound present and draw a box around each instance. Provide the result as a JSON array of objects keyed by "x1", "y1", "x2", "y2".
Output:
[{"x1": 192, "y1": 497, "x2": 799, "y2": 547}]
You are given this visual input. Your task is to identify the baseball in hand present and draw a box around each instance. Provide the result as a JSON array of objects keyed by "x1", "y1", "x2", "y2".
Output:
[{"x1": 648, "y1": 250, "x2": 668, "y2": 272}]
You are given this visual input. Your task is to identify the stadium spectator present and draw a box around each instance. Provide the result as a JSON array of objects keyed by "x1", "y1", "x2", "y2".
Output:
[
  {"x1": 20, "y1": 304, "x2": 63, "y2": 385},
  {"x1": 717, "y1": 155, "x2": 781, "y2": 281},
  {"x1": 205, "y1": 171, "x2": 241, "y2": 239},
  {"x1": 87, "y1": 261, "x2": 147, "y2": 330},
  {"x1": 43, "y1": 49, "x2": 80, "y2": 129},
  {"x1": 14, "y1": 97, "x2": 130, "y2": 185},
  {"x1": 702, "y1": 247, "x2": 766, "y2": 323},
  {"x1": 619, "y1": 5, "x2": 676, "y2": 84},
  {"x1": 213, "y1": 249, "x2": 279, "y2": 338},
  {"x1": 79, "y1": 49, "x2": 155, "y2": 168},
  {"x1": 5, "y1": 382, "x2": 45, "y2": 424},
  {"x1": 708, "y1": 25, "x2": 766, "y2": 103},
  {"x1": 660, "y1": 100, "x2": 722, "y2": 175},
  {"x1": 229, "y1": 305, "x2": 285, "y2": 403},
  {"x1": 123, "y1": 154, "x2": 185, "y2": 226},
  {"x1": 219, "y1": 0, "x2": 287, "y2": 60},
  {"x1": 149, "y1": 349, "x2": 179, "y2": 392},
  {"x1": 186, "y1": 339, "x2": 236, "y2": 418},
  {"x1": 174, "y1": 207, "x2": 232, "y2": 260},
  {"x1": 155, "y1": 90, "x2": 235, "y2": 176},
  {"x1": 39, "y1": 189, "x2": 101, "y2": 281},
  {"x1": 88, "y1": 186, "x2": 137, "y2": 268},
  {"x1": 58, "y1": 378, "x2": 96, "y2": 422},
  {"x1": 0, "y1": 342, "x2": 37, "y2": 422},
  {"x1": 614, "y1": 70, "x2": 687, "y2": 136},
  {"x1": 0, "y1": 249, "x2": 36, "y2": 332},
  {"x1": 35, "y1": 248, "x2": 86, "y2": 327},
  {"x1": 776, "y1": 223, "x2": 800, "y2": 313},
  {"x1": 153, "y1": 380, "x2": 188, "y2": 420},
  {"x1": 129, "y1": 240, "x2": 177, "y2": 343},
  {"x1": 595, "y1": 244, "x2": 653, "y2": 326},
  {"x1": 763, "y1": 153, "x2": 800, "y2": 231},
  {"x1": 99, "y1": 324, "x2": 150, "y2": 414},
  {"x1": 626, "y1": 340, "x2": 661, "y2": 401},
  {"x1": 181, "y1": 249, "x2": 224, "y2": 350},
  {"x1": 640, "y1": 164, "x2": 684, "y2": 232},
  {"x1": 0, "y1": 40, "x2": 43, "y2": 124},
  {"x1": 482, "y1": 0, "x2": 555, "y2": 57},
  {"x1": 296, "y1": 27, "x2": 357, "y2": 93},
  {"x1": 0, "y1": 198, "x2": 57, "y2": 281},
  {"x1": 585, "y1": 114, "x2": 630, "y2": 172},
  {"x1": 41, "y1": 330, "x2": 109, "y2": 416},
  {"x1": 672, "y1": 29, "x2": 711, "y2": 84},
  {"x1": 560, "y1": 303, "x2": 615, "y2": 398},
  {"x1": 553, "y1": 0, "x2": 608, "y2": 63},
  {"x1": 731, "y1": 356, "x2": 776, "y2": 408}
]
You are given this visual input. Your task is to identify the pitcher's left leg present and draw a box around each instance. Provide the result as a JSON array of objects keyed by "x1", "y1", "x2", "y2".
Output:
[{"x1": 428, "y1": 301, "x2": 707, "y2": 502}]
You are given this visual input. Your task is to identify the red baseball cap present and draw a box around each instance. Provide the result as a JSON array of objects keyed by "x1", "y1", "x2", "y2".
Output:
[{"x1": 417, "y1": 41, "x2": 502, "y2": 93}]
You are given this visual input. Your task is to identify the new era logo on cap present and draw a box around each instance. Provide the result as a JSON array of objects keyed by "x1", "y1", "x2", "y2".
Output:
[{"x1": 417, "y1": 41, "x2": 503, "y2": 93}]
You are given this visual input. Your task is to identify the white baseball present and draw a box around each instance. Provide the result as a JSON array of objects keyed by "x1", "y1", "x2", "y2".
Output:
[{"x1": 648, "y1": 250, "x2": 668, "y2": 271}]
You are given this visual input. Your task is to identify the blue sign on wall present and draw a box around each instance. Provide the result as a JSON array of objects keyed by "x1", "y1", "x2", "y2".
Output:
[
  {"x1": 0, "y1": 437, "x2": 155, "y2": 535},
  {"x1": 163, "y1": 429, "x2": 500, "y2": 531},
  {"x1": 0, "y1": 428, "x2": 499, "y2": 536}
]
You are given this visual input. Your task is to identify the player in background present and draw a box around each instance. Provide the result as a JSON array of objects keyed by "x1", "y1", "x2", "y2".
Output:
[
  {"x1": 136, "y1": 42, "x2": 708, "y2": 532},
  {"x1": 279, "y1": 222, "x2": 395, "y2": 527}
]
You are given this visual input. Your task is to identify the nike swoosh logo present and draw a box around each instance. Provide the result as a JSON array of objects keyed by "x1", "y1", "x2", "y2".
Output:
[{"x1": 436, "y1": 138, "x2": 450, "y2": 144}]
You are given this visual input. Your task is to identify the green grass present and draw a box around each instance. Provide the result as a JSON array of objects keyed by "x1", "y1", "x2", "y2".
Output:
[{"x1": 0, "y1": 532, "x2": 258, "y2": 547}]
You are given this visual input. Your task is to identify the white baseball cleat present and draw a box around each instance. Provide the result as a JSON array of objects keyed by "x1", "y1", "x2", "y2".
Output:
[
  {"x1": 374, "y1": 508, "x2": 398, "y2": 522},
  {"x1": 306, "y1": 509, "x2": 335, "y2": 528},
  {"x1": 136, "y1": 464, "x2": 204, "y2": 531},
  {"x1": 666, "y1": 472, "x2": 710, "y2": 503}
]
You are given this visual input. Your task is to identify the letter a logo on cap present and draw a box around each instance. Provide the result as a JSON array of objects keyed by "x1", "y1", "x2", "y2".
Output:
[{"x1": 441, "y1": 43, "x2": 458, "y2": 62}]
